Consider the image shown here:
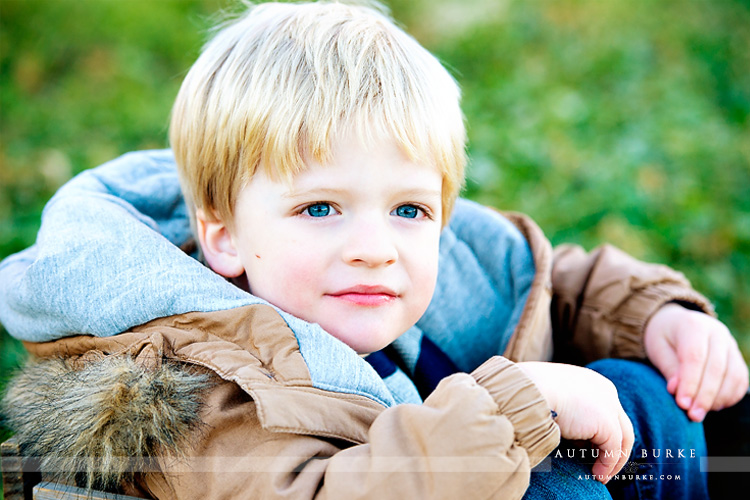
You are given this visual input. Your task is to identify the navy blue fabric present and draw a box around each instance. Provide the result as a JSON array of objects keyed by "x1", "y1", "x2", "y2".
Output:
[
  {"x1": 367, "y1": 335, "x2": 461, "y2": 400},
  {"x1": 364, "y1": 350, "x2": 398, "y2": 380},
  {"x1": 413, "y1": 335, "x2": 461, "y2": 399}
]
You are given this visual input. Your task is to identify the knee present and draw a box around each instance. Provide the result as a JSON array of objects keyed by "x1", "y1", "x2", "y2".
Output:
[
  {"x1": 587, "y1": 358, "x2": 663, "y2": 386},
  {"x1": 525, "y1": 455, "x2": 611, "y2": 500},
  {"x1": 586, "y1": 359, "x2": 678, "y2": 416}
]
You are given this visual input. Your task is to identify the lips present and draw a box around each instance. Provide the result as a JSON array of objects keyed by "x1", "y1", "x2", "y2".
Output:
[{"x1": 327, "y1": 285, "x2": 398, "y2": 306}]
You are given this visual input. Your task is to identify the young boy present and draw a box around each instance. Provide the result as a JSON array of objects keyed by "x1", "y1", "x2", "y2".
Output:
[{"x1": 1, "y1": 1, "x2": 747, "y2": 499}]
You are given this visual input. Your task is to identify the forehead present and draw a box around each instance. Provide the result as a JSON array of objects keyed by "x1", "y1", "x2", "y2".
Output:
[
  {"x1": 285, "y1": 164, "x2": 443, "y2": 201},
  {"x1": 243, "y1": 131, "x2": 442, "y2": 205}
]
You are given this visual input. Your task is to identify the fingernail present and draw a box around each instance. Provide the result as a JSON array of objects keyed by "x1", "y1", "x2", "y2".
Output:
[
  {"x1": 691, "y1": 408, "x2": 706, "y2": 422},
  {"x1": 679, "y1": 396, "x2": 692, "y2": 408}
]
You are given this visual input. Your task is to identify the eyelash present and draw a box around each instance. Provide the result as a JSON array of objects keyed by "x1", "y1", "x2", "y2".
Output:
[
  {"x1": 296, "y1": 202, "x2": 435, "y2": 220},
  {"x1": 298, "y1": 202, "x2": 340, "y2": 218},
  {"x1": 394, "y1": 203, "x2": 433, "y2": 221}
]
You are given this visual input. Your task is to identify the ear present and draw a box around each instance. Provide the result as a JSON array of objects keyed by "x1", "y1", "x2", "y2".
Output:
[{"x1": 196, "y1": 209, "x2": 245, "y2": 278}]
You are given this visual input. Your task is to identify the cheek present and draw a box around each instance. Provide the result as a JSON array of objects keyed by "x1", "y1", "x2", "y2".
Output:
[
  {"x1": 406, "y1": 236, "x2": 440, "y2": 311},
  {"x1": 415, "y1": 260, "x2": 439, "y2": 306},
  {"x1": 247, "y1": 244, "x2": 323, "y2": 313}
]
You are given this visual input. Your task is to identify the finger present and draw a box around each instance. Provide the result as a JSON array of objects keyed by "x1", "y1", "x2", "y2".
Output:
[
  {"x1": 712, "y1": 349, "x2": 750, "y2": 411},
  {"x1": 666, "y1": 375, "x2": 679, "y2": 395},
  {"x1": 646, "y1": 327, "x2": 681, "y2": 388},
  {"x1": 645, "y1": 332, "x2": 682, "y2": 396},
  {"x1": 615, "y1": 411, "x2": 635, "y2": 474},
  {"x1": 613, "y1": 411, "x2": 634, "y2": 477},
  {"x1": 688, "y1": 335, "x2": 728, "y2": 422},
  {"x1": 674, "y1": 331, "x2": 710, "y2": 411},
  {"x1": 590, "y1": 423, "x2": 623, "y2": 481}
]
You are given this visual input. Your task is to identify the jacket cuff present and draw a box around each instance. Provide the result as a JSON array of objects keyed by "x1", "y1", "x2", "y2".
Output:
[
  {"x1": 608, "y1": 283, "x2": 716, "y2": 359},
  {"x1": 471, "y1": 357, "x2": 560, "y2": 467}
]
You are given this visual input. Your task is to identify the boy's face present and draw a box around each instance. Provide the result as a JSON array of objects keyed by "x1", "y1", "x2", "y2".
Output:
[{"x1": 200, "y1": 128, "x2": 443, "y2": 354}]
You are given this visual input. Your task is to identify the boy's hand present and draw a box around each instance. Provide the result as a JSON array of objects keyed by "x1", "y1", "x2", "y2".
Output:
[
  {"x1": 518, "y1": 362, "x2": 633, "y2": 483},
  {"x1": 644, "y1": 303, "x2": 749, "y2": 422}
]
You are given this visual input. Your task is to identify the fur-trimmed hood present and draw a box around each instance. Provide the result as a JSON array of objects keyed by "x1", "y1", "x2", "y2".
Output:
[{"x1": 2, "y1": 354, "x2": 210, "y2": 493}]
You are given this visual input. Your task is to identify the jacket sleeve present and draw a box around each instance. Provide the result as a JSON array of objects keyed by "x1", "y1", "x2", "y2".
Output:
[
  {"x1": 550, "y1": 243, "x2": 715, "y2": 363},
  {"x1": 144, "y1": 357, "x2": 559, "y2": 500}
]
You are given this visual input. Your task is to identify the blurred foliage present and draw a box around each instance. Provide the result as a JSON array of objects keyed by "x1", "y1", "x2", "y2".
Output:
[
  {"x1": 0, "y1": 0, "x2": 749, "y2": 459},
  {"x1": 395, "y1": 0, "x2": 750, "y2": 361}
]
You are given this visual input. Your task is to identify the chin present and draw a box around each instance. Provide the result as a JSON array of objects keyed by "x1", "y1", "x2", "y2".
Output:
[{"x1": 329, "y1": 326, "x2": 399, "y2": 355}]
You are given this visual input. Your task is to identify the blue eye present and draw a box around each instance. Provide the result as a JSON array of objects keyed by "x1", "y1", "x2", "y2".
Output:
[
  {"x1": 394, "y1": 205, "x2": 420, "y2": 219},
  {"x1": 305, "y1": 203, "x2": 332, "y2": 217}
]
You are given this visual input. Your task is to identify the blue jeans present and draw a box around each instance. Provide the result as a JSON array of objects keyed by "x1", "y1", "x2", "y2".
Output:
[{"x1": 523, "y1": 359, "x2": 709, "y2": 500}]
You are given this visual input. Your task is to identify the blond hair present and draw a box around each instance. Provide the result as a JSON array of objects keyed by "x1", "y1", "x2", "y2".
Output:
[{"x1": 170, "y1": 0, "x2": 466, "y2": 229}]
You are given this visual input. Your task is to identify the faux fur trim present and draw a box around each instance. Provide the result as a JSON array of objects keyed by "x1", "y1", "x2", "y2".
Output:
[{"x1": 2, "y1": 355, "x2": 211, "y2": 492}]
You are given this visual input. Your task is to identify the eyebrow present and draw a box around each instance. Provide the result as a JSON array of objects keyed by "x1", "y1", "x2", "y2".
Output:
[
  {"x1": 281, "y1": 187, "x2": 349, "y2": 200},
  {"x1": 391, "y1": 187, "x2": 442, "y2": 200}
]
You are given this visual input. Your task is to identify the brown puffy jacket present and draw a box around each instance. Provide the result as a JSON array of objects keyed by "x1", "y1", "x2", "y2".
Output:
[{"x1": 3, "y1": 212, "x2": 712, "y2": 500}]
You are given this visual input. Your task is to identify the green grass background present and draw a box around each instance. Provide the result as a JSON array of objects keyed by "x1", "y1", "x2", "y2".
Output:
[{"x1": 1, "y1": 0, "x2": 749, "y2": 484}]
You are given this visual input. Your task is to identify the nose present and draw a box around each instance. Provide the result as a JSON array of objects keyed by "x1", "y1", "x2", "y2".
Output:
[{"x1": 341, "y1": 216, "x2": 398, "y2": 268}]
